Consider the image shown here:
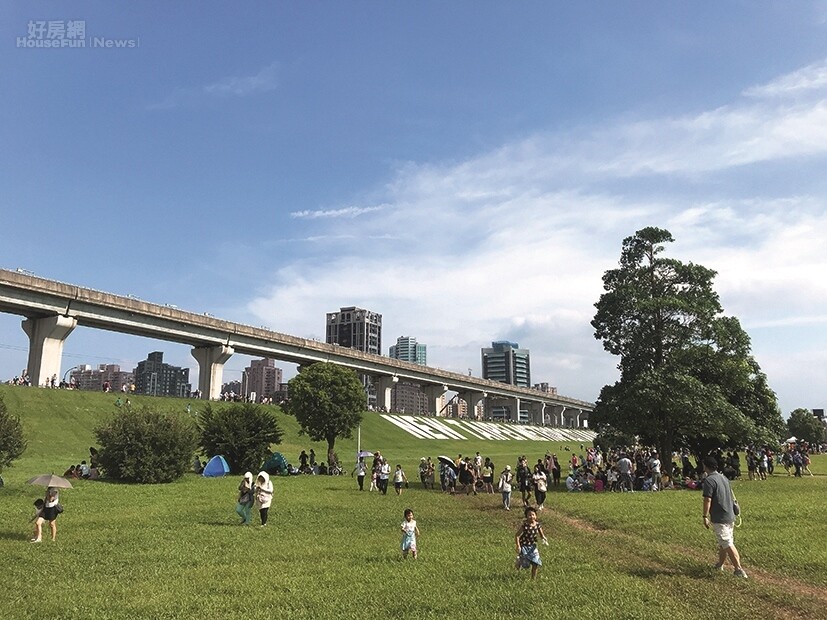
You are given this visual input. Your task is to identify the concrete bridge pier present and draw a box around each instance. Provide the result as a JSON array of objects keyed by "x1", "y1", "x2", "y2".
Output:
[
  {"x1": 22, "y1": 315, "x2": 77, "y2": 387},
  {"x1": 525, "y1": 401, "x2": 545, "y2": 426},
  {"x1": 547, "y1": 405, "x2": 566, "y2": 427},
  {"x1": 374, "y1": 375, "x2": 398, "y2": 412},
  {"x1": 191, "y1": 344, "x2": 234, "y2": 400},
  {"x1": 457, "y1": 390, "x2": 486, "y2": 420},
  {"x1": 423, "y1": 384, "x2": 448, "y2": 416}
]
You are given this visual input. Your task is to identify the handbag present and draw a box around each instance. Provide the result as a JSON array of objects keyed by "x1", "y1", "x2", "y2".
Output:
[
  {"x1": 55, "y1": 503, "x2": 64, "y2": 514},
  {"x1": 731, "y1": 490, "x2": 742, "y2": 527}
]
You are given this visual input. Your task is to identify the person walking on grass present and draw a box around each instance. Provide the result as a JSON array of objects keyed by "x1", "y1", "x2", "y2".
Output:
[
  {"x1": 352, "y1": 457, "x2": 368, "y2": 491},
  {"x1": 498, "y1": 465, "x2": 513, "y2": 510},
  {"x1": 235, "y1": 472, "x2": 254, "y2": 525},
  {"x1": 532, "y1": 462, "x2": 548, "y2": 511},
  {"x1": 255, "y1": 471, "x2": 273, "y2": 527},
  {"x1": 400, "y1": 508, "x2": 420, "y2": 559},
  {"x1": 31, "y1": 487, "x2": 60, "y2": 543},
  {"x1": 702, "y1": 456, "x2": 747, "y2": 578},
  {"x1": 393, "y1": 464, "x2": 408, "y2": 495},
  {"x1": 29, "y1": 499, "x2": 45, "y2": 542},
  {"x1": 515, "y1": 506, "x2": 548, "y2": 579},
  {"x1": 379, "y1": 459, "x2": 391, "y2": 495}
]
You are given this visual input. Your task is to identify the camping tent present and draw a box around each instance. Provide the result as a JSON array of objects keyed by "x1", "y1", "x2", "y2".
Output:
[
  {"x1": 262, "y1": 451, "x2": 289, "y2": 476},
  {"x1": 202, "y1": 455, "x2": 230, "y2": 477},
  {"x1": 785, "y1": 436, "x2": 798, "y2": 443}
]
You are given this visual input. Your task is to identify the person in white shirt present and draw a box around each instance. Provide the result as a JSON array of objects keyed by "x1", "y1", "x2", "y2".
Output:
[{"x1": 647, "y1": 453, "x2": 662, "y2": 491}]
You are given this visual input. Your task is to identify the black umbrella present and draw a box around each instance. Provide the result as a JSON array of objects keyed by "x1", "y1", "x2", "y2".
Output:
[{"x1": 437, "y1": 455, "x2": 458, "y2": 472}]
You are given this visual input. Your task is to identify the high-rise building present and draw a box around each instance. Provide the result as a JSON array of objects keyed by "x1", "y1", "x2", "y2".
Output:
[
  {"x1": 481, "y1": 341, "x2": 530, "y2": 387},
  {"x1": 389, "y1": 336, "x2": 426, "y2": 365},
  {"x1": 389, "y1": 336, "x2": 427, "y2": 414},
  {"x1": 326, "y1": 306, "x2": 382, "y2": 354},
  {"x1": 133, "y1": 351, "x2": 191, "y2": 398},
  {"x1": 70, "y1": 364, "x2": 133, "y2": 392},
  {"x1": 244, "y1": 358, "x2": 283, "y2": 401},
  {"x1": 326, "y1": 306, "x2": 382, "y2": 406},
  {"x1": 482, "y1": 341, "x2": 531, "y2": 422}
]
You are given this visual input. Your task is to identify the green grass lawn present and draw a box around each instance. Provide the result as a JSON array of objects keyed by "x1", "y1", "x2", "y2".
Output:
[{"x1": 1, "y1": 385, "x2": 826, "y2": 619}]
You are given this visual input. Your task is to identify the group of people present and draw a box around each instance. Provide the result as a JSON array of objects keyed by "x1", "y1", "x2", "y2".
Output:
[
  {"x1": 351, "y1": 451, "x2": 410, "y2": 495},
  {"x1": 62, "y1": 448, "x2": 101, "y2": 481},
  {"x1": 234, "y1": 471, "x2": 274, "y2": 526}
]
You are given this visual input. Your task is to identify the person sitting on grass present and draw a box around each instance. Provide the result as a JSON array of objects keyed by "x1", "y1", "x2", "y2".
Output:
[{"x1": 565, "y1": 471, "x2": 582, "y2": 492}]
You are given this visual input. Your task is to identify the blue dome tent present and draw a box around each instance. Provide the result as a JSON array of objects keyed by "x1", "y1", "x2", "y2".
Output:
[
  {"x1": 202, "y1": 455, "x2": 230, "y2": 477},
  {"x1": 262, "y1": 451, "x2": 289, "y2": 476}
]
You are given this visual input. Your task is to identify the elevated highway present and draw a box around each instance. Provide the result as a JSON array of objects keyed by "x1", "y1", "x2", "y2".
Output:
[{"x1": 0, "y1": 268, "x2": 593, "y2": 425}]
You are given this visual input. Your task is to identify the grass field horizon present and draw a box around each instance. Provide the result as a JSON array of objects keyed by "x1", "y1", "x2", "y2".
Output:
[{"x1": 2, "y1": 385, "x2": 826, "y2": 619}]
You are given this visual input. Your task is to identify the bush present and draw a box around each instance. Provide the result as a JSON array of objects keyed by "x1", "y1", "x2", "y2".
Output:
[
  {"x1": 94, "y1": 407, "x2": 198, "y2": 483},
  {"x1": 198, "y1": 403, "x2": 283, "y2": 473},
  {"x1": 0, "y1": 396, "x2": 27, "y2": 473}
]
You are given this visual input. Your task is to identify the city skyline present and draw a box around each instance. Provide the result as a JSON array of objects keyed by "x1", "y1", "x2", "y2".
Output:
[{"x1": 2, "y1": 4, "x2": 827, "y2": 415}]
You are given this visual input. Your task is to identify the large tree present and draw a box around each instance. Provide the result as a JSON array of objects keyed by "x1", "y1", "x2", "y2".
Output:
[
  {"x1": 787, "y1": 408, "x2": 826, "y2": 445},
  {"x1": 591, "y1": 227, "x2": 784, "y2": 459},
  {"x1": 282, "y1": 363, "x2": 365, "y2": 465}
]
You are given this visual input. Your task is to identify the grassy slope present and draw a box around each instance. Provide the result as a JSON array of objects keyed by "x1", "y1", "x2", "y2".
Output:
[{"x1": 1, "y1": 386, "x2": 826, "y2": 620}]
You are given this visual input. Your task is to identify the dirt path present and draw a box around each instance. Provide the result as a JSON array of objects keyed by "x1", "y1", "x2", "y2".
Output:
[{"x1": 551, "y1": 509, "x2": 827, "y2": 618}]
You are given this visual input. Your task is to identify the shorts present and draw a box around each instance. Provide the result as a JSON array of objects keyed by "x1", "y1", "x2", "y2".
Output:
[
  {"x1": 711, "y1": 522, "x2": 735, "y2": 548},
  {"x1": 394, "y1": 481, "x2": 403, "y2": 489},
  {"x1": 516, "y1": 544, "x2": 542, "y2": 568},
  {"x1": 483, "y1": 476, "x2": 493, "y2": 484}
]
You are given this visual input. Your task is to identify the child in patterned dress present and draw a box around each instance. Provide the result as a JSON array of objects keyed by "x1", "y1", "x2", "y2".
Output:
[
  {"x1": 515, "y1": 506, "x2": 548, "y2": 579},
  {"x1": 400, "y1": 508, "x2": 420, "y2": 559}
]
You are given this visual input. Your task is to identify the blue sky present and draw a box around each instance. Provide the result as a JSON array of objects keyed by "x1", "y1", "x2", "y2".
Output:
[{"x1": 2, "y1": 2, "x2": 827, "y2": 416}]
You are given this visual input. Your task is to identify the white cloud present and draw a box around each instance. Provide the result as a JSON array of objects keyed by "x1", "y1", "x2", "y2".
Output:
[
  {"x1": 148, "y1": 62, "x2": 278, "y2": 110},
  {"x1": 743, "y1": 59, "x2": 827, "y2": 99},
  {"x1": 242, "y1": 59, "x2": 827, "y2": 412},
  {"x1": 290, "y1": 205, "x2": 385, "y2": 219}
]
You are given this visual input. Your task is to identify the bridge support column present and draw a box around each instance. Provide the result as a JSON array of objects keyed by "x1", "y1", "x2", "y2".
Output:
[
  {"x1": 513, "y1": 397, "x2": 522, "y2": 423},
  {"x1": 547, "y1": 405, "x2": 565, "y2": 427},
  {"x1": 423, "y1": 384, "x2": 447, "y2": 416},
  {"x1": 524, "y1": 401, "x2": 543, "y2": 425},
  {"x1": 22, "y1": 315, "x2": 77, "y2": 387},
  {"x1": 457, "y1": 391, "x2": 485, "y2": 420},
  {"x1": 191, "y1": 345, "x2": 234, "y2": 400},
  {"x1": 374, "y1": 376, "x2": 398, "y2": 412}
]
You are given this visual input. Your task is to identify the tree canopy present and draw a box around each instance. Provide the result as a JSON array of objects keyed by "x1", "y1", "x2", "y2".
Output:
[
  {"x1": 198, "y1": 402, "x2": 283, "y2": 473},
  {"x1": 282, "y1": 363, "x2": 365, "y2": 464},
  {"x1": 591, "y1": 227, "x2": 785, "y2": 458},
  {"x1": 0, "y1": 396, "x2": 27, "y2": 473},
  {"x1": 787, "y1": 408, "x2": 826, "y2": 445},
  {"x1": 94, "y1": 407, "x2": 198, "y2": 483}
]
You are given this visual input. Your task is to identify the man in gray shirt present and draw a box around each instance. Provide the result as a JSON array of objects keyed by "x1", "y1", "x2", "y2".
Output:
[{"x1": 701, "y1": 456, "x2": 747, "y2": 578}]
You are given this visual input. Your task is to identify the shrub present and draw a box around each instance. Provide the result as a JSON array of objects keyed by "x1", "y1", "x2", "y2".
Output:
[
  {"x1": 94, "y1": 407, "x2": 198, "y2": 483},
  {"x1": 0, "y1": 396, "x2": 27, "y2": 473},
  {"x1": 198, "y1": 403, "x2": 283, "y2": 473}
]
